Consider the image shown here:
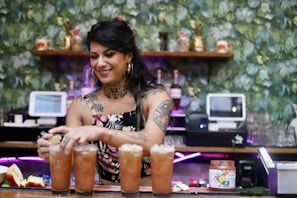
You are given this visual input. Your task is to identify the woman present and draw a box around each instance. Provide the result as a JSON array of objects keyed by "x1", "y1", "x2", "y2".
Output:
[{"x1": 37, "y1": 17, "x2": 173, "y2": 185}]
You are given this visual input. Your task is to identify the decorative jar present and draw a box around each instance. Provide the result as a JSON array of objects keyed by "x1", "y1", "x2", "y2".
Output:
[
  {"x1": 71, "y1": 35, "x2": 83, "y2": 51},
  {"x1": 71, "y1": 28, "x2": 83, "y2": 51},
  {"x1": 63, "y1": 35, "x2": 72, "y2": 50},
  {"x1": 191, "y1": 23, "x2": 204, "y2": 52},
  {"x1": 177, "y1": 31, "x2": 189, "y2": 52}
]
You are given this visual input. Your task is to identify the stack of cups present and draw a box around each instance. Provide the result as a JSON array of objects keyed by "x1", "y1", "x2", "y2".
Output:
[{"x1": 49, "y1": 142, "x2": 97, "y2": 197}]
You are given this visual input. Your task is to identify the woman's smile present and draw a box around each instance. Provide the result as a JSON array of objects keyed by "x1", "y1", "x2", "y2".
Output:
[{"x1": 99, "y1": 69, "x2": 112, "y2": 75}]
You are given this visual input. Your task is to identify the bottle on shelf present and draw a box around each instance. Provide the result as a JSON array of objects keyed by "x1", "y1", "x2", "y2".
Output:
[
  {"x1": 169, "y1": 69, "x2": 182, "y2": 111},
  {"x1": 66, "y1": 80, "x2": 75, "y2": 111},
  {"x1": 80, "y1": 64, "x2": 95, "y2": 95},
  {"x1": 156, "y1": 69, "x2": 164, "y2": 87}
]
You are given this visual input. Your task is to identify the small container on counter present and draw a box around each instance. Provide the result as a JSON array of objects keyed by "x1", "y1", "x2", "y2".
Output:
[{"x1": 208, "y1": 160, "x2": 236, "y2": 191}]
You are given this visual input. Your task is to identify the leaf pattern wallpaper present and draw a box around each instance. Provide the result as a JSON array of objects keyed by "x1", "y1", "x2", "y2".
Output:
[{"x1": 0, "y1": 0, "x2": 296, "y2": 123}]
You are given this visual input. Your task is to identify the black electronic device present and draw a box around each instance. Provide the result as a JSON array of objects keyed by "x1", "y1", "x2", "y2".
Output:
[
  {"x1": 185, "y1": 130, "x2": 247, "y2": 147},
  {"x1": 237, "y1": 160, "x2": 257, "y2": 188},
  {"x1": 186, "y1": 112, "x2": 208, "y2": 132}
]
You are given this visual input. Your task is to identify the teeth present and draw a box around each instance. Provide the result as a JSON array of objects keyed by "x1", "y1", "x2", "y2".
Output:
[{"x1": 100, "y1": 70, "x2": 111, "y2": 74}]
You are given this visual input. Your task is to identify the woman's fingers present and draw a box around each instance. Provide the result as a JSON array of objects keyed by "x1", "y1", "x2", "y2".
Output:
[
  {"x1": 37, "y1": 145, "x2": 50, "y2": 158},
  {"x1": 60, "y1": 135, "x2": 76, "y2": 154},
  {"x1": 36, "y1": 138, "x2": 51, "y2": 162},
  {"x1": 48, "y1": 125, "x2": 68, "y2": 134},
  {"x1": 48, "y1": 126, "x2": 90, "y2": 154}
]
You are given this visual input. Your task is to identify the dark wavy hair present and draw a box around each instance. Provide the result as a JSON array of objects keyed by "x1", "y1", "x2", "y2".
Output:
[{"x1": 86, "y1": 17, "x2": 157, "y2": 129}]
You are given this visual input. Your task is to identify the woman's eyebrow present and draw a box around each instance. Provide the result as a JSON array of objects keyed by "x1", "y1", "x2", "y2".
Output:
[{"x1": 89, "y1": 49, "x2": 111, "y2": 55}]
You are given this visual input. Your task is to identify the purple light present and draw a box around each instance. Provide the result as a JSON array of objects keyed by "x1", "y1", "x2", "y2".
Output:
[
  {"x1": 17, "y1": 156, "x2": 45, "y2": 161},
  {"x1": 246, "y1": 137, "x2": 253, "y2": 144},
  {"x1": 174, "y1": 152, "x2": 184, "y2": 158},
  {"x1": 0, "y1": 157, "x2": 17, "y2": 162},
  {"x1": 200, "y1": 153, "x2": 229, "y2": 158},
  {"x1": 0, "y1": 156, "x2": 46, "y2": 163},
  {"x1": 174, "y1": 152, "x2": 201, "y2": 163}
]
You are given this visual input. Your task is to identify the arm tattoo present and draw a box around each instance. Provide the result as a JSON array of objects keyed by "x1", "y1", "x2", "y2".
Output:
[
  {"x1": 131, "y1": 131, "x2": 147, "y2": 142},
  {"x1": 153, "y1": 100, "x2": 172, "y2": 133},
  {"x1": 114, "y1": 130, "x2": 148, "y2": 142},
  {"x1": 143, "y1": 88, "x2": 166, "y2": 99}
]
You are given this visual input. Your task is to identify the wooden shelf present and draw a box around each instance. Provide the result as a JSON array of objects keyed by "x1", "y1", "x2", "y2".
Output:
[
  {"x1": 175, "y1": 146, "x2": 297, "y2": 154},
  {"x1": 141, "y1": 51, "x2": 233, "y2": 58},
  {"x1": 31, "y1": 50, "x2": 233, "y2": 58},
  {"x1": 31, "y1": 50, "x2": 89, "y2": 57},
  {"x1": 1, "y1": 141, "x2": 296, "y2": 154}
]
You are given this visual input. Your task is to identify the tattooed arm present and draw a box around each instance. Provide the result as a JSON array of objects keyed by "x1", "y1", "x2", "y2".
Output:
[
  {"x1": 108, "y1": 88, "x2": 173, "y2": 156},
  {"x1": 85, "y1": 87, "x2": 172, "y2": 156}
]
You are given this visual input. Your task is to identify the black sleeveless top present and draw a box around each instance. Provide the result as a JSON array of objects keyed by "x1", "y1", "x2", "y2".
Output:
[{"x1": 81, "y1": 94, "x2": 151, "y2": 183}]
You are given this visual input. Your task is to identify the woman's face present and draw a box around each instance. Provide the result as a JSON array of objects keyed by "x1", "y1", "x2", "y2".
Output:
[{"x1": 89, "y1": 42, "x2": 132, "y2": 85}]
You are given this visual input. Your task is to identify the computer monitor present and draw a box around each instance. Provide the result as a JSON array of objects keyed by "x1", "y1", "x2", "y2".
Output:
[
  {"x1": 28, "y1": 91, "x2": 67, "y2": 125},
  {"x1": 207, "y1": 93, "x2": 246, "y2": 122},
  {"x1": 206, "y1": 93, "x2": 246, "y2": 131}
]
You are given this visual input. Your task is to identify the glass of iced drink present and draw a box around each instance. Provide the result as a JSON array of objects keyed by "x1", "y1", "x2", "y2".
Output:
[
  {"x1": 118, "y1": 144, "x2": 143, "y2": 197},
  {"x1": 150, "y1": 144, "x2": 175, "y2": 196},
  {"x1": 49, "y1": 143, "x2": 73, "y2": 196},
  {"x1": 73, "y1": 143, "x2": 98, "y2": 197}
]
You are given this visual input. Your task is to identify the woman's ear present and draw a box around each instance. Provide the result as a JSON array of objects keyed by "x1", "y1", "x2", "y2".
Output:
[{"x1": 126, "y1": 53, "x2": 133, "y2": 63}]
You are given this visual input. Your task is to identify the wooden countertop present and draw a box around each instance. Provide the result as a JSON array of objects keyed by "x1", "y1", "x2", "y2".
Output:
[
  {"x1": 175, "y1": 145, "x2": 297, "y2": 154},
  {"x1": 1, "y1": 141, "x2": 297, "y2": 154},
  {"x1": 0, "y1": 185, "x2": 277, "y2": 198},
  {"x1": 0, "y1": 141, "x2": 38, "y2": 149}
]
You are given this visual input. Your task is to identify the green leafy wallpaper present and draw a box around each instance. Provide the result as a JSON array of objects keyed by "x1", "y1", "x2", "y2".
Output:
[{"x1": 0, "y1": 0, "x2": 296, "y2": 123}]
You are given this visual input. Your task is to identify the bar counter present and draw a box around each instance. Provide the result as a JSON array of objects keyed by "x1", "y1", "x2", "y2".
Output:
[{"x1": 0, "y1": 185, "x2": 278, "y2": 198}]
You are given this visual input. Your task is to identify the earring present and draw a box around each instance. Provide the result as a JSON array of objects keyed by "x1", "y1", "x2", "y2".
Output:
[{"x1": 127, "y1": 63, "x2": 133, "y2": 75}]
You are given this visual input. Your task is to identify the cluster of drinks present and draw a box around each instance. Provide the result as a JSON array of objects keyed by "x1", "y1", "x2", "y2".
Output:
[
  {"x1": 50, "y1": 143, "x2": 97, "y2": 197},
  {"x1": 119, "y1": 144, "x2": 175, "y2": 197},
  {"x1": 49, "y1": 142, "x2": 175, "y2": 197}
]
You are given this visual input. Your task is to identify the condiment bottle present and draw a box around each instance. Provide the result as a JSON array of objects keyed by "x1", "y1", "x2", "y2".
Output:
[{"x1": 208, "y1": 160, "x2": 236, "y2": 191}]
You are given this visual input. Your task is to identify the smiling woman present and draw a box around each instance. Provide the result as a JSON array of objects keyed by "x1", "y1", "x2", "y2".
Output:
[{"x1": 37, "y1": 17, "x2": 173, "y2": 186}]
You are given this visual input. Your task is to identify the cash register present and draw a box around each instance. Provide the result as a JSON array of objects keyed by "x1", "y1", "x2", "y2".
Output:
[
  {"x1": 186, "y1": 93, "x2": 247, "y2": 147},
  {"x1": 28, "y1": 91, "x2": 67, "y2": 126},
  {"x1": 4, "y1": 91, "x2": 67, "y2": 127},
  {"x1": 1, "y1": 91, "x2": 67, "y2": 142}
]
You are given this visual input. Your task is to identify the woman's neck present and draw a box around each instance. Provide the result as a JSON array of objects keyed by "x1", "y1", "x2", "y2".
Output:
[{"x1": 103, "y1": 80, "x2": 128, "y2": 99}]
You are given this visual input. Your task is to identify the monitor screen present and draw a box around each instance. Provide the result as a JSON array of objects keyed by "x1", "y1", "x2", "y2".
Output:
[
  {"x1": 28, "y1": 91, "x2": 67, "y2": 117},
  {"x1": 206, "y1": 93, "x2": 246, "y2": 122}
]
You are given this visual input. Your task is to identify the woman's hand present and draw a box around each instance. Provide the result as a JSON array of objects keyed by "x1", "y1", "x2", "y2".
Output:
[
  {"x1": 48, "y1": 125, "x2": 102, "y2": 154},
  {"x1": 36, "y1": 133, "x2": 53, "y2": 162}
]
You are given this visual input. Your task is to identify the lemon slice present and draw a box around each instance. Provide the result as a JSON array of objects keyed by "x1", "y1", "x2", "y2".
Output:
[{"x1": 50, "y1": 134, "x2": 62, "y2": 144}]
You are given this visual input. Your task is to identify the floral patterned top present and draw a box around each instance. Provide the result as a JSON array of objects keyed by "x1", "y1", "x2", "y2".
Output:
[{"x1": 82, "y1": 95, "x2": 151, "y2": 183}]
